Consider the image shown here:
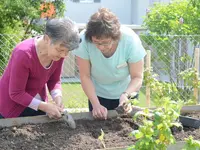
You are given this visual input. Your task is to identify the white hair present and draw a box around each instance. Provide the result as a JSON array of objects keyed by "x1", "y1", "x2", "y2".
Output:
[{"x1": 45, "y1": 17, "x2": 80, "y2": 51}]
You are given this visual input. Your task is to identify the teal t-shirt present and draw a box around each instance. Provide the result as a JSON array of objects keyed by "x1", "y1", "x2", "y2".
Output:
[{"x1": 73, "y1": 26, "x2": 146, "y2": 99}]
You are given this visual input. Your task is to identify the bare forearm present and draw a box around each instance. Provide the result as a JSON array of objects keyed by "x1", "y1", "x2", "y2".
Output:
[
  {"x1": 53, "y1": 96, "x2": 62, "y2": 102},
  {"x1": 38, "y1": 101, "x2": 48, "y2": 112},
  {"x1": 125, "y1": 77, "x2": 143, "y2": 94},
  {"x1": 80, "y1": 76, "x2": 100, "y2": 106}
]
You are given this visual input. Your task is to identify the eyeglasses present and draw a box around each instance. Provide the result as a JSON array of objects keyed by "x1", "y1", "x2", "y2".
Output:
[{"x1": 93, "y1": 40, "x2": 115, "y2": 47}]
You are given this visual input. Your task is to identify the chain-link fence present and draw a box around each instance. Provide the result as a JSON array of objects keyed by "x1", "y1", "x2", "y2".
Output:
[
  {"x1": 0, "y1": 31, "x2": 200, "y2": 111},
  {"x1": 141, "y1": 34, "x2": 200, "y2": 104}
]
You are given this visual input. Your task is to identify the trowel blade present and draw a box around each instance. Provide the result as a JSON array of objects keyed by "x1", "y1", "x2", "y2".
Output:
[{"x1": 62, "y1": 110, "x2": 76, "y2": 129}]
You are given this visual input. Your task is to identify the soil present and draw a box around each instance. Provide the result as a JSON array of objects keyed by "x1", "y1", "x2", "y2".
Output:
[
  {"x1": 182, "y1": 112, "x2": 200, "y2": 120},
  {"x1": 0, "y1": 115, "x2": 200, "y2": 150}
]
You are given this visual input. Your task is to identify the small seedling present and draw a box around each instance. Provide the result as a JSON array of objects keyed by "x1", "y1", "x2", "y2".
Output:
[
  {"x1": 182, "y1": 136, "x2": 200, "y2": 150},
  {"x1": 98, "y1": 129, "x2": 106, "y2": 148}
]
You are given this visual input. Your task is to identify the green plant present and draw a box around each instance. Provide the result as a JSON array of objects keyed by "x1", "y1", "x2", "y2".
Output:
[
  {"x1": 182, "y1": 136, "x2": 200, "y2": 150},
  {"x1": 144, "y1": 66, "x2": 198, "y2": 105},
  {"x1": 129, "y1": 62, "x2": 200, "y2": 149},
  {"x1": 143, "y1": 0, "x2": 200, "y2": 35},
  {"x1": 129, "y1": 98, "x2": 183, "y2": 150},
  {"x1": 141, "y1": 0, "x2": 200, "y2": 103},
  {"x1": 179, "y1": 68, "x2": 200, "y2": 88},
  {"x1": 144, "y1": 68, "x2": 178, "y2": 105},
  {"x1": 98, "y1": 129, "x2": 106, "y2": 148}
]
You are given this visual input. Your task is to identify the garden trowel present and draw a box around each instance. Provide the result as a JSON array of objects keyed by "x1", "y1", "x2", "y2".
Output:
[
  {"x1": 115, "y1": 103, "x2": 144, "y2": 117},
  {"x1": 114, "y1": 92, "x2": 142, "y2": 117},
  {"x1": 62, "y1": 110, "x2": 76, "y2": 129},
  {"x1": 114, "y1": 92, "x2": 155, "y2": 118}
]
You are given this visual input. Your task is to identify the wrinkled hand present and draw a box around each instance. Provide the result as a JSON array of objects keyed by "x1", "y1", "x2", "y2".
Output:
[
  {"x1": 119, "y1": 94, "x2": 132, "y2": 113},
  {"x1": 45, "y1": 103, "x2": 63, "y2": 119},
  {"x1": 92, "y1": 104, "x2": 108, "y2": 120}
]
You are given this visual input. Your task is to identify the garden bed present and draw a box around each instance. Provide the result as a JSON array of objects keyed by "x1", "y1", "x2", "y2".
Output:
[{"x1": 0, "y1": 114, "x2": 200, "y2": 150}]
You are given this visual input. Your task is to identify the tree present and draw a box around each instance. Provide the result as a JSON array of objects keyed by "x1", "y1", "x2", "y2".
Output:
[
  {"x1": 0, "y1": 0, "x2": 65, "y2": 36},
  {"x1": 0, "y1": 0, "x2": 65, "y2": 75},
  {"x1": 143, "y1": 0, "x2": 199, "y2": 35},
  {"x1": 141, "y1": 0, "x2": 200, "y2": 103}
]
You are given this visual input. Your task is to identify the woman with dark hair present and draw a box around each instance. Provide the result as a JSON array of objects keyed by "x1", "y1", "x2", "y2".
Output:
[
  {"x1": 73, "y1": 8, "x2": 146, "y2": 119},
  {"x1": 0, "y1": 18, "x2": 80, "y2": 119}
]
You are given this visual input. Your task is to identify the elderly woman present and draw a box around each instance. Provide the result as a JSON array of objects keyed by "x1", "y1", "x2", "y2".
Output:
[
  {"x1": 73, "y1": 8, "x2": 146, "y2": 120},
  {"x1": 0, "y1": 18, "x2": 80, "y2": 119}
]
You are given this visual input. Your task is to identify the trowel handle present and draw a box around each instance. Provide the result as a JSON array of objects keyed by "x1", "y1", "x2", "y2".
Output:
[{"x1": 128, "y1": 92, "x2": 138, "y2": 100}]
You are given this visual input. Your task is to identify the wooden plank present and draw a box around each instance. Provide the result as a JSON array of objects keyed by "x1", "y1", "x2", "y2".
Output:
[
  {"x1": 0, "y1": 110, "x2": 118, "y2": 128},
  {"x1": 167, "y1": 141, "x2": 185, "y2": 150},
  {"x1": 148, "y1": 105, "x2": 200, "y2": 114},
  {"x1": 96, "y1": 141, "x2": 185, "y2": 150},
  {"x1": 1, "y1": 105, "x2": 200, "y2": 128},
  {"x1": 0, "y1": 115, "x2": 56, "y2": 128},
  {"x1": 194, "y1": 48, "x2": 199, "y2": 104},
  {"x1": 181, "y1": 105, "x2": 200, "y2": 113},
  {"x1": 146, "y1": 50, "x2": 151, "y2": 107}
]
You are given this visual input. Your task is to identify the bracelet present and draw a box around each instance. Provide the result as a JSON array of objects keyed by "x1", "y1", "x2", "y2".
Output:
[{"x1": 122, "y1": 92, "x2": 130, "y2": 98}]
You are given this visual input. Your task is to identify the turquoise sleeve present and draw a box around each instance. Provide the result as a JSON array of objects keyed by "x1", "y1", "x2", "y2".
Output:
[
  {"x1": 72, "y1": 31, "x2": 90, "y2": 60},
  {"x1": 127, "y1": 33, "x2": 146, "y2": 63}
]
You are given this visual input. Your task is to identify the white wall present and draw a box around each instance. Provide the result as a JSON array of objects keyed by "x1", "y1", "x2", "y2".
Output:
[
  {"x1": 131, "y1": 0, "x2": 171, "y2": 25},
  {"x1": 131, "y1": 0, "x2": 150, "y2": 25},
  {"x1": 64, "y1": 0, "x2": 171, "y2": 25},
  {"x1": 64, "y1": 0, "x2": 132, "y2": 24}
]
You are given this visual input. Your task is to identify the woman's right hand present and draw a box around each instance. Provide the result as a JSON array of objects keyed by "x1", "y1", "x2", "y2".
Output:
[
  {"x1": 38, "y1": 102, "x2": 63, "y2": 119},
  {"x1": 92, "y1": 104, "x2": 108, "y2": 120}
]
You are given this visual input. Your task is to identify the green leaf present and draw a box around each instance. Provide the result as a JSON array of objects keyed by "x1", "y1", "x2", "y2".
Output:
[
  {"x1": 131, "y1": 130, "x2": 144, "y2": 139},
  {"x1": 98, "y1": 129, "x2": 105, "y2": 141}
]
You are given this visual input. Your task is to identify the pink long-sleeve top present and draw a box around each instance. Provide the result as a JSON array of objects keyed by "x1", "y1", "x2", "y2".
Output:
[{"x1": 0, "y1": 38, "x2": 64, "y2": 118}]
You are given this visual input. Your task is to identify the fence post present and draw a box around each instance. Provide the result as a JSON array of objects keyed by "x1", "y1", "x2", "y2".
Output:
[
  {"x1": 146, "y1": 50, "x2": 151, "y2": 107},
  {"x1": 194, "y1": 48, "x2": 199, "y2": 104}
]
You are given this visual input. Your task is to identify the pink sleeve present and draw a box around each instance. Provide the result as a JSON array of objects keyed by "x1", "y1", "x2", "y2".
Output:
[
  {"x1": 50, "y1": 89, "x2": 62, "y2": 99},
  {"x1": 28, "y1": 98, "x2": 42, "y2": 111},
  {"x1": 9, "y1": 50, "x2": 34, "y2": 106},
  {"x1": 47, "y1": 59, "x2": 64, "y2": 92}
]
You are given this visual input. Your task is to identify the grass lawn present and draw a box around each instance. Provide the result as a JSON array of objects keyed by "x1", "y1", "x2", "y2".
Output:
[
  {"x1": 62, "y1": 83, "x2": 88, "y2": 108},
  {"x1": 61, "y1": 83, "x2": 148, "y2": 108}
]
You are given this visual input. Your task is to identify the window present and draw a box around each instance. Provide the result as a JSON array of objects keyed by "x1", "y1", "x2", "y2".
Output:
[
  {"x1": 149, "y1": 0, "x2": 161, "y2": 5},
  {"x1": 152, "y1": 0, "x2": 161, "y2": 2},
  {"x1": 80, "y1": 0, "x2": 93, "y2": 3},
  {"x1": 71, "y1": 0, "x2": 100, "y2": 3},
  {"x1": 71, "y1": 0, "x2": 79, "y2": 2}
]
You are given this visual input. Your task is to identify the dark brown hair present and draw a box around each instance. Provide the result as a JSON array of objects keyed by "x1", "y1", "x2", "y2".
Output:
[{"x1": 85, "y1": 8, "x2": 121, "y2": 42}]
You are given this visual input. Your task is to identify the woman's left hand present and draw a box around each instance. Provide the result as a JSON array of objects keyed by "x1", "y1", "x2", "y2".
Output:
[
  {"x1": 119, "y1": 93, "x2": 129, "y2": 106},
  {"x1": 54, "y1": 96, "x2": 65, "y2": 110},
  {"x1": 119, "y1": 94, "x2": 132, "y2": 113}
]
